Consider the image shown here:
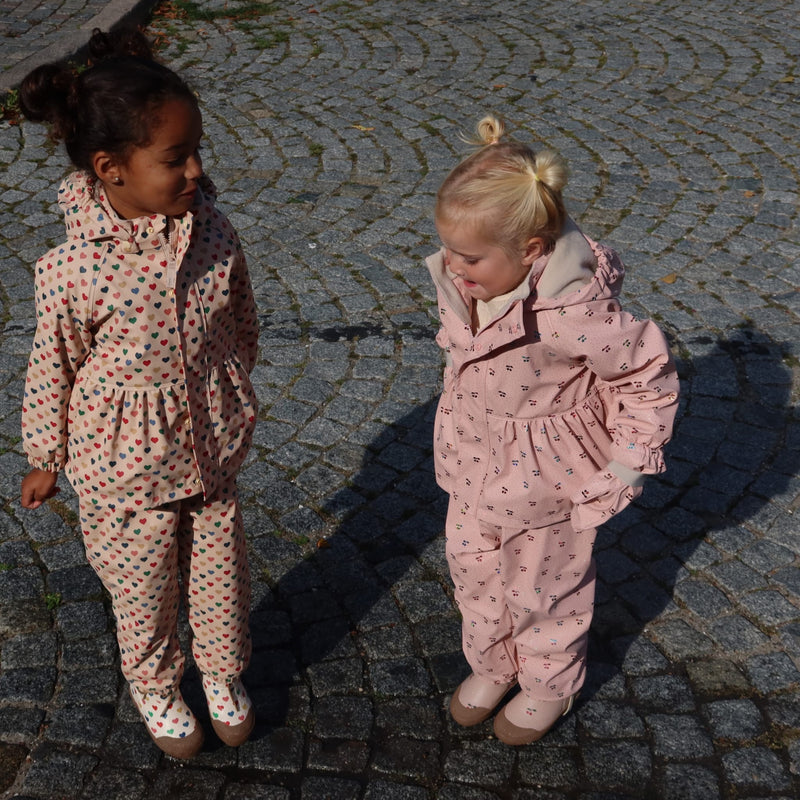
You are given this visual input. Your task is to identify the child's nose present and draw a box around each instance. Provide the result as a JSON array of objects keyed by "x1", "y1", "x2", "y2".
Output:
[
  {"x1": 445, "y1": 251, "x2": 462, "y2": 273},
  {"x1": 187, "y1": 154, "x2": 203, "y2": 179},
  {"x1": 452, "y1": 257, "x2": 468, "y2": 277}
]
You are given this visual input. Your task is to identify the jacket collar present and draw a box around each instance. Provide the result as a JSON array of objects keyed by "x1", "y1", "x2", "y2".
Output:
[
  {"x1": 425, "y1": 247, "x2": 547, "y2": 329},
  {"x1": 57, "y1": 171, "x2": 194, "y2": 255}
]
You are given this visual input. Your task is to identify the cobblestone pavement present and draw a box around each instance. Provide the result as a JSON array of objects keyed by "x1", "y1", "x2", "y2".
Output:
[
  {"x1": 0, "y1": 0, "x2": 157, "y2": 92},
  {"x1": 1, "y1": 0, "x2": 800, "y2": 798}
]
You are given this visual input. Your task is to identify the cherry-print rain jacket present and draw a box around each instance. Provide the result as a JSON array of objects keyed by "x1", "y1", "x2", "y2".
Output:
[
  {"x1": 22, "y1": 171, "x2": 259, "y2": 510},
  {"x1": 427, "y1": 237, "x2": 679, "y2": 531}
]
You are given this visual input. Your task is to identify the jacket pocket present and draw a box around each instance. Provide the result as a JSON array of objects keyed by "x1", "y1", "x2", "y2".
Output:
[{"x1": 569, "y1": 468, "x2": 643, "y2": 531}]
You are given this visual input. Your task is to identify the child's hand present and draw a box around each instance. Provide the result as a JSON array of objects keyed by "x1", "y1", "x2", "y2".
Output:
[
  {"x1": 569, "y1": 469, "x2": 642, "y2": 532},
  {"x1": 21, "y1": 468, "x2": 60, "y2": 509}
]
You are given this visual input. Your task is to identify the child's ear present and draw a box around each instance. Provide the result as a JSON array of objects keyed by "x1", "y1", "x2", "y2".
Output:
[
  {"x1": 93, "y1": 152, "x2": 121, "y2": 185},
  {"x1": 522, "y1": 237, "x2": 546, "y2": 265}
]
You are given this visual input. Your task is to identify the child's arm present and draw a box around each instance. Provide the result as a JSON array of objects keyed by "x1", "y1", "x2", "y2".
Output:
[
  {"x1": 230, "y1": 233, "x2": 259, "y2": 373},
  {"x1": 21, "y1": 468, "x2": 60, "y2": 509},
  {"x1": 22, "y1": 250, "x2": 92, "y2": 477},
  {"x1": 546, "y1": 302, "x2": 680, "y2": 531}
]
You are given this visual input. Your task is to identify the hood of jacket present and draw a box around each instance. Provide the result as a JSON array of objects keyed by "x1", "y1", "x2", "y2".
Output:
[
  {"x1": 426, "y1": 234, "x2": 625, "y2": 328},
  {"x1": 56, "y1": 170, "x2": 215, "y2": 252},
  {"x1": 531, "y1": 236, "x2": 625, "y2": 311}
]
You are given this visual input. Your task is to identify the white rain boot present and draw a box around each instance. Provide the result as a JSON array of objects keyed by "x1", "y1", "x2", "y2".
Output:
[
  {"x1": 202, "y1": 675, "x2": 255, "y2": 746},
  {"x1": 129, "y1": 684, "x2": 204, "y2": 759}
]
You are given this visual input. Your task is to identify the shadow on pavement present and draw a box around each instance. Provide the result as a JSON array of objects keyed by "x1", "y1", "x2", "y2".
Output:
[
  {"x1": 586, "y1": 327, "x2": 798, "y2": 700},
  {"x1": 185, "y1": 325, "x2": 796, "y2": 749}
]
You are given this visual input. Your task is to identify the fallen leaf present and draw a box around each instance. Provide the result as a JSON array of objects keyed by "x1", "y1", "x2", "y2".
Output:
[
  {"x1": 744, "y1": 190, "x2": 756, "y2": 198},
  {"x1": 661, "y1": 273, "x2": 678, "y2": 284},
  {"x1": 352, "y1": 124, "x2": 374, "y2": 131}
]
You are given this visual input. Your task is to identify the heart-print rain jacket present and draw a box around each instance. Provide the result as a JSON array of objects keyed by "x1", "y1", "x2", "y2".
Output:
[{"x1": 22, "y1": 171, "x2": 259, "y2": 510}]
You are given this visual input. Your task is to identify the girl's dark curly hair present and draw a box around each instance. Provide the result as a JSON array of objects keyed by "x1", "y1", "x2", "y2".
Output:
[{"x1": 19, "y1": 28, "x2": 198, "y2": 174}]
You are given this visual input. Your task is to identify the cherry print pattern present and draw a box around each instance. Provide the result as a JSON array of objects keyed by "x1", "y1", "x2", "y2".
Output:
[
  {"x1": 427, "y1": 238, "x2": 678, "y2": 700},
  {"x1": 427, "y1": 239, "x2": 678, "y2": 533},
  {"x1": 446, "y1": 504, "x2": 595, "y2": 700}
]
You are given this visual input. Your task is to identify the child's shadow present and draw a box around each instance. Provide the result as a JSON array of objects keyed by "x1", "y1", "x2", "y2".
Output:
[
  {"x1": 224, "y1": 392, "x2": 454, "y2": 742},
  {"x1": 585, "y1": 327, "x2": 799, "y2": 700},
  {"x1": 192, "y1": 326, "x2": 796, "y2": 745}
]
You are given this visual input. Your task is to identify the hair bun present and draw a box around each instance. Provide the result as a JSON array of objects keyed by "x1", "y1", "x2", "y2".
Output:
[
  {"x1": 18, "y1": 62, "x2": 74, "y2": 128},
  {"x1": 87, "y1": 27, "x2": 154, "y2": 63},
  {"x1": 475, "y1": 115, "x2": 505, "y2": 146}
]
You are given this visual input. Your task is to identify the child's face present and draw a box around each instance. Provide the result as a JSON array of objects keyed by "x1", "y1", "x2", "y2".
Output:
[
  {"x1": 100, "y1": 98, "x2": 204, "y2": 220},
  {"x1": 437, "y1": 219, "x2": 543, "y2": 302}
]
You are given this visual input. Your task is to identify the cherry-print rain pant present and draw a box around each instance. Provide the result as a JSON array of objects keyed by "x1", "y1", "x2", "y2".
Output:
[
  {"x1": 80, "y1": 479, "x2": 251, "y2": 696},
  {"x1": 445, "y1": 500, "x2": 597, "y2": 701}
]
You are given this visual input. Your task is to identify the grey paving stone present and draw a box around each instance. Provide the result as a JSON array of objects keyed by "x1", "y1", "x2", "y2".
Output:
[
  {"x1": 685, "y1": 659, "x2": 751, "y2": 699},
  {"x1": 46, "y1": 565, "x2": 103, "y2": 602},
  {"x1": 44, "y1": 705, "x2": 114, "y2": 748},
  {"x1": 581, "y1": 741, "x2": 653, "y2": 791},
  {"x1": 150, "y1": 768, "x2": 227, "y2": 799},
  {"x1": 55, "y1": 668, "x2": 118, "y2": 707},
  {"x1": 19, "y1": 747, "x2": 98, "y2": 799},
  {"x1": 392, "y1": 579, "x2": 453, "y2": 623},
  {"x1": 0, "y1": 565, "x2": 44, "y2": 601},
  {"x1": 0, "y1": 668, "x2": 56, "y2": 704},
  {"x1": 313, "y1": 695, "x2": 374, "y2": 739},
  {"x1": 673, "y1": 577, "x2": 731, "y2": 618},
  {"x1": 307, "y1": 736, "x2": 370, "y2": 772},
  {"x1": 368, "y1": 657, "x2": 432, "y2": 697},
  {"x1": 238, "y1": 727, "x2": 304, "y2": 773},
  {"x1": 746, "y1": 652, "x2": 800, "y2": 694},
  {"x1": 647, "y1": 619, "x2": 714, "y2": 662},
  {"x1": 703, "y1": 698, "x2": 764, "y2": 741},
  {"x1": 223, "y1": 785, "x2": 291, "y2": 800},
  {"x1": 663, "y1": 763, "x2": 720, "y2": 800},
  {"x1": 611, "y1": 636, "x2": 670, "y2": 676},
  {"x1": 443, "y1": 739, "x2": 516, "y2": 787},
  {"x1": 78, "y1": 768, "x2": 149, "y2": 800},
  {"x1": 55, "y1": 601, "x2": 109, "y2": 641},
  {"x1": 1, "y1": 631, "x2": 57, "y2": 670},
  {"x1": 630, "y1": 675, "x2": 696, "y2": 713},
  {"x1": 721, "y1": 746, "x2": 792, "y2": 792},
  {"x1": 0, "y1": 705, "x2": 45, "y2": 741},
  {"x1": 374, "y1": 698, "x2": 441, "y2": 740},
  {"x1": 709, "y1": 615, "x2": 770, "y2": 651},
  {"x1": 647, "y1": 714, "x2": 714, "y2": 760},
  {"x1": 578, "y1": 699, "x2": 645, "y2": 738},
  {"x1": 300, "y1": 775, "x2": 361, "y2": 800}
]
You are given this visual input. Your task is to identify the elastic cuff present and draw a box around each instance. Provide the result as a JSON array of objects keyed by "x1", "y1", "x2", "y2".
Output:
[
  {"x1": 607, "y1": 460, "x2": 647, "y2": 487},
  {"x1": 29, "y1": 462, "x2": 62, "y2": 474}
]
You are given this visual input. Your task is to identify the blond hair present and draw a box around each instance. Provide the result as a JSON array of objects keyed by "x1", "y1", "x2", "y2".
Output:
[{"x1": 435, "y1": 115, "x2": 567, "y2": 253}]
